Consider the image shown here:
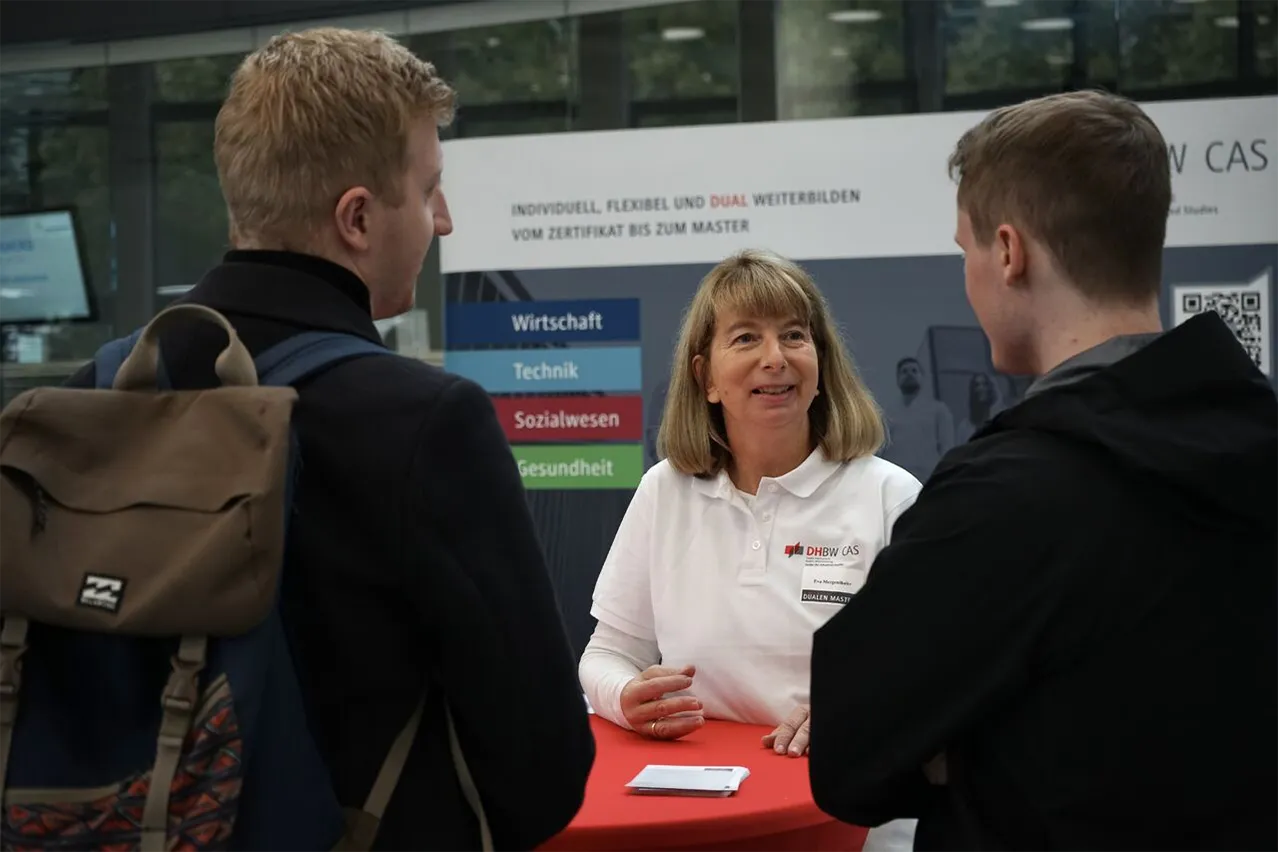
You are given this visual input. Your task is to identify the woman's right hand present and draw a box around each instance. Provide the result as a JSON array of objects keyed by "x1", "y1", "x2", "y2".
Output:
[{"x1": 620, "y1": 664, "x2": 704, "y2": 740}]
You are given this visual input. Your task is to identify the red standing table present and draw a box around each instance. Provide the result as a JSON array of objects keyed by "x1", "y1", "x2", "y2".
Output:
[{"x1": 540, "y1": 715, "x2": 868, "y2": 852}]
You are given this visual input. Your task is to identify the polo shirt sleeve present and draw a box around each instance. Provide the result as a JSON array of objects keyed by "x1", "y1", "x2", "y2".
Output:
[
  {"x1": 589, "y1": 467, "x2": 661, "y2": 642},
  {"x1": 882, "y1": 467, "x2": 923, "y2": 542},
  {"x1": 579, "y1": 621, "x2": 661, "y2": 730}
]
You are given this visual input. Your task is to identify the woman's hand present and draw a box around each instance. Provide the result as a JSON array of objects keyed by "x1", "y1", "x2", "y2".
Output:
[
  {"x1": 620, "y1": 664, "x2": 704, "y2": 740},
  {"x1": 762, "y1": 704, "x2": 811, "y2": 756}
]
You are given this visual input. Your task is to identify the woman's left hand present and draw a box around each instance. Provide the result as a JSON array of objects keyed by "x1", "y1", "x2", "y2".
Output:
[{"x1": 762, "y1": 703, "x2": 811, "y2": 757}]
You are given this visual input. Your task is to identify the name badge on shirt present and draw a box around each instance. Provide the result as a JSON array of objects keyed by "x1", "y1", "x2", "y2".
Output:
[{"x1": 788, "y1": 541, "x2": 867, "y2": 605}]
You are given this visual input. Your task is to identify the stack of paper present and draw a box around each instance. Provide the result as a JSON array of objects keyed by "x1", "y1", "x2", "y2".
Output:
[{"x1": 625, "y1": 764, "x2": 751, "y2": 797}]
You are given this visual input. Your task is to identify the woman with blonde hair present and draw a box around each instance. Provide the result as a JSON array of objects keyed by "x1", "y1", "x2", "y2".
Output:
[{"x1": 578, "y1": 249, "x2": 922, "y2": 848}]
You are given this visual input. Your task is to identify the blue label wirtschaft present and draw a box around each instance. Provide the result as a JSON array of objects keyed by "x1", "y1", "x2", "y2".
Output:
[{"x1": 446, "y1": 298, "x2": 640, "y2": 347}]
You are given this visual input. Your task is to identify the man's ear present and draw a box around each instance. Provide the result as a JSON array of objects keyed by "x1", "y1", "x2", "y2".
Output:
[
  {"x1": 334, "y1": 186, "x2": 375, "y2": 252},
  {"x1": 994, "y1": 223, "x2": 1027, "y2": 288},
  {"x1": 693, "y1": 354, "x2": 720, "y2": 404}
]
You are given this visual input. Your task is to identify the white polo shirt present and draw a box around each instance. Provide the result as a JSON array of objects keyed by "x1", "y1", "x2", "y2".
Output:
[{"x1": 590, "y1": 448, "x2": 921, "y2": 726}]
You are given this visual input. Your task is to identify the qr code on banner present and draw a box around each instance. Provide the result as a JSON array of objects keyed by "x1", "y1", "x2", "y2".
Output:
[{"x1": 1172, "y1": 270, "x2": 1272, "y2": 377}]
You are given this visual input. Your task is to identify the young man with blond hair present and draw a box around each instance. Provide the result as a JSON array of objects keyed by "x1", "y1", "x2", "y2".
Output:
[
  {"x1": 810, "y1": 90, "x2": 1276, "y2": 849},
  {"x1": 68, "y1": 27, "x2": 594, "y2": 849}
]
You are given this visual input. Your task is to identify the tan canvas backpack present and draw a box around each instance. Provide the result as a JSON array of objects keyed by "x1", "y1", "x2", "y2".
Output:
[{"x1": 0, "y1": 303, "x2": 491, "y2": 851}]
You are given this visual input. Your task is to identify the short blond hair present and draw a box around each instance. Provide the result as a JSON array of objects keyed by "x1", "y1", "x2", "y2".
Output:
[
  {"x1": 214, "y1": 27, "x2": 456, "y2": 247},
  {"x1": 658, "y1": 250, "x2": 885, "y2": 477}
]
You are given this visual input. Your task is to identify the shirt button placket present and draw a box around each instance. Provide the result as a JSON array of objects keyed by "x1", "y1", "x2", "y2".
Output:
[{"x1": 756, "y1": 485, "x2": 775, "y2": 572}]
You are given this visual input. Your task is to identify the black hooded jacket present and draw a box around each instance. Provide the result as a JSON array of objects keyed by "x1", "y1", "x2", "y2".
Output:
[{"x1": 809, "y1": 311, "x2": 1277, "y2": 851}]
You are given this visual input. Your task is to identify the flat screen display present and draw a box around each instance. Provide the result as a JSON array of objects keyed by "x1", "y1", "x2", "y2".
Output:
[{"x1": 0, "y1": 209, "x2": 94, "y2": 325}]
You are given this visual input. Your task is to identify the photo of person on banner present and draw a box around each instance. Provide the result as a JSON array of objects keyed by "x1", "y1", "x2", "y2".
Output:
[{"x1": 879, "y1": 356, "x2": 955, "y2": 480}]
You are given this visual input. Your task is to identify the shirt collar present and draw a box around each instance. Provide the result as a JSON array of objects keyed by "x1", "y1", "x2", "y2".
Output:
[
  {"x1": 180, "y1": 250, "x2": 382, "y2": 345},
  {"x1": 1025, "y1": 331, "x2": 1161, "y2": 398},
  {"x1": 689, "y1": 447, "x2": 844, "y2": 500}
]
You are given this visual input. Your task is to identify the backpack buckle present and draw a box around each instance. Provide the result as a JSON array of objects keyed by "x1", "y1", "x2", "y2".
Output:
[
  {"x1": 158, "y1": 635, "x2": 207, "y2": 741},
  {"x1": 0, "y1": 616, "x2": 29, "y2": 711},
  {"x1": 0, "y1": 681, "x2": 17, "y2": 725},
  {"x1": 0, "y1": 670, "x2": 18, "y2": 698},
  {"x1": 161, "y1": 684, "x2": 195, "y2": 714},
  {"x1": 0, "y1": 618, "x2": 28, "y2": 751},
  {"x1": 163, "y1": 654, "x2": 202, "y2": 708},
  {"x1": 145, "y1": 634, "x2": 209, "y2": 851}
]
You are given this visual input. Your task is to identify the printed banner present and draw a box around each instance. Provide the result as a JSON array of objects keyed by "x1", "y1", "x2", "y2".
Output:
[
  {"x1": 440, "y1": 97, "x2": 1276, "y2": 273},
  {"x1": 438, "y1": 95, "x2": 1278, "y2": 654}
]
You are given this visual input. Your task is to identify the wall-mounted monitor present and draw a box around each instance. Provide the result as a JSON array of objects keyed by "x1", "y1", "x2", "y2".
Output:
[{"x1": 0, "y1": 208, "x2": 96, "y2": 326}]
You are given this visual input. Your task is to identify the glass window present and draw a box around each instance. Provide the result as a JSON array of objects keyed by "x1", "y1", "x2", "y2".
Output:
[
  {"x1": 410, "y1": 19, "x2": 577, "y2": 139},
  {"x1": 776, "y1": 0, "x2": 910, "y2": 120},
  {"x1": 1, "y1": 69, "x2": 113, "y2": 362},
  {"x1": 942, "y1": 0, "x2": 1266, "y2": 104},
  {"x1": 151, "y1": 54, "x2": 246, "y2": 301},
  {"x1": 1259, "y1": 3, "x2": 1277, "y2": 78},
  {"x1": 1119, "y1": 0, "x2": 1238, "y2": 90},
  {"x1": 624, "y1": 0, "x2": 740, "y2": 124},
  {"x1": 634, "y1": 108, "x2": 738, "y2": 128},
  {"x1": 3, "y1": 0, "x2": 1273, "y2": 378},
  {"x1": 625, "y1": 1, "x2": 739, "y2": 101},
  {"x1": 154, "y1": 53, "x2": 243, "y2": 103},
  {"x1": 0, "y1": 126, "x2": 113, "y2": 363},
  {"x1": 154, "y1": 120, "x2": 225, "y2": 300},
  {"x1": 0, "y1": 67, "x2": 108, "y2": 113},
  {"x1": 18, "y1": 124, "x2": 112, "y2": 252},
  {"x1": 0, "y1": 125, "x2": 30, "y2": 208},
  {"x1": 944, "y1": 0, "x2": 1080, "y2": 97}
]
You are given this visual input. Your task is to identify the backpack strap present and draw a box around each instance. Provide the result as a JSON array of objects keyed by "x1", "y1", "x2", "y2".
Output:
[
  {"x1": 90, "y1": 325, "x2": 383, "y2": 391},
  {"x1": 252, "y1": 330, "x2": 448, "y2": 852},
  {"x1": 92, "y1": 327, "x2": 173, "y2": 391},
  {"x1": 253, "y1": 331, "x2": 391, "y2": 388},
  {"x1": 364, "y1": 698, "x2": 425, "y2": 821},
  {"x1": 335, "y1": 699, "x2": 492, "y2": 852},
  {"x1": 251, "y1": 333, "x2": 496, "y2": 850},
  {"x1": 447, "y1": 705, "x2": 494, "y2": 852},
  {"x1": 336, "y1": 698, "x2": 425, "y2": 851},
  {"x1": 0, "y1": 615, "x2": 30, "y2": 804},
  {"x1": 93, "y1": 329, "x2": 144, "y2": 389},
  {"x1": 140, "y1": 634, "x2": 207, "y2": 852}
]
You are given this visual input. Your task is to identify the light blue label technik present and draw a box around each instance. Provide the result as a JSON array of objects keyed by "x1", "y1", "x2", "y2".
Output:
[{"x1": 444, "y1": 346, "x2": 643, "y2": 394}]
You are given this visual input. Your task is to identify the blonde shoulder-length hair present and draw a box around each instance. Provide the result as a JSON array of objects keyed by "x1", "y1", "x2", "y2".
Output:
[{"x1": 657, "y1": 249, "x2": 885, "y2": 477}]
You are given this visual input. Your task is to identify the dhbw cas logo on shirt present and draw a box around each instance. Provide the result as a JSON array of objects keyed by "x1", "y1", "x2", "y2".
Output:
[
  {"x1": 784, "y1": 541, "x2": 860, "y2": 563},
  {"x1": 790, "y1": 540, "x2": 868, "y2": 605}
]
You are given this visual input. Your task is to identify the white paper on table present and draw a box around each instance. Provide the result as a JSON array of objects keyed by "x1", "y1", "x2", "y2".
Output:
[{"x1": 625, "y1": 764, "x2": 751, "y2": 797}]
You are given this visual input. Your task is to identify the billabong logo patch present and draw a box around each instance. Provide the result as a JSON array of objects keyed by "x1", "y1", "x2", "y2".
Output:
[{"x1": 77, "y1": 573, "x2": 126, "y2": 614}]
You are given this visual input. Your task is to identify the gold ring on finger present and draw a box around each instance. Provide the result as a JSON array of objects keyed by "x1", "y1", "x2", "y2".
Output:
[{"x1": 649, "y1": 719, "x2": 658, "y2": 737}]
